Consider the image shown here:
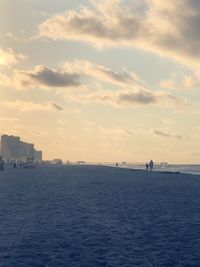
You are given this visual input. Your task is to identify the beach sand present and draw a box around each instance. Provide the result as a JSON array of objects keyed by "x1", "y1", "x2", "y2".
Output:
[{"x1": 0, "y1": 165, "x2": 200, "y2": 266}]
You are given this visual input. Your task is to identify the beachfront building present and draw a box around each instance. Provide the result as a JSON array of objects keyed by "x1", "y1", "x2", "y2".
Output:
[
  {"x1": 25, "y1": 142, "x2": 35, "y2": 160},
  {"x1": 1, "y1": 135, "x2": 20, "y2": 162},
  {"x1": 19, "y1": 141, "x2": 34, "y2": 162},
  {"x1": 19, "y1": 141, "x2": 28, "y2": 162},
  {"x1": 0, "y1": 134, "x2": 42, "y2": 162},
  {"x1": 34, "y1": 150, "x2": 42, "y2": 163}
]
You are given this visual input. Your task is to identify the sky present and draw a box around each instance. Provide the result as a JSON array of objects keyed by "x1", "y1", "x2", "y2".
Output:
[{"x1": 1, "y1": 0, "x2": 200, "y2": 163}]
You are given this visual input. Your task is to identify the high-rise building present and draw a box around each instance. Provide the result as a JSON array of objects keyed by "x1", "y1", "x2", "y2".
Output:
[
  {"x1": 1, "y1": 135, "x2": 42, "y2": 162},
  {"x1": 34, "y1": 150, "x2": 42, "y2": 162},
  {"x1": 1, "y1": 135, "x2": 20, "y2": 162},
  {"x1": 19, "y1": 141, "x2": 27, "y2": 161},
  {"x1": 25, "y1": 142, "x2": 34, "y2": 159}
]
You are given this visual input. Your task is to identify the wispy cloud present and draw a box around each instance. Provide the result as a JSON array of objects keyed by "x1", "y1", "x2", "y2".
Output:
[
  {"x1": 160, "y1": 72, "x2": 200, "y2": 90},
  {"x1": 0, "y1": 60, "x2": 140, "y2": 90},
  {"x1": 124, "y1": 129, "x2": 135, "y2": 136},
  {"x1": 1, "y1": 100, "x2": 65, "y2": 112},
  {"x1": 153, "y1": 129, "x2": 182, "y2": 140},
  {"x1": 0, "y1": 59, "x2": 186, "y2": 111},
  {"x1": 50, "y1": 102, "x2": 64, "y2": 111},
  {"x1": 63, "y1": 59, "x2": 141, "y2": 86},
  {"x1": 0, "y1": 72, "x2": 10, "y2": 86},
  {"x1": 71, "y1": 89, "x2": 186, "y2": 107}
]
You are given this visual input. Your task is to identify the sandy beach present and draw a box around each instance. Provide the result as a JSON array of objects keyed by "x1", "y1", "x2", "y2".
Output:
[{"x1": 0, "y1": 165, "x2": 200, "y2": 266}]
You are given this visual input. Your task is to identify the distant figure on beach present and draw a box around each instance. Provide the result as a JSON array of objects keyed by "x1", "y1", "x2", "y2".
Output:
[
  {"x1": 146, "y1": 163, "x2": 149, "y2": 170},
  {"x1": 0, "y1": 158, "x2": 4, "y2": 171},
  {"x1": 149, "y1": 160, "x2": 154, "y2": 171},
  {"x1": 116, "y1": 162, "x2": 118, "y2": 167}
]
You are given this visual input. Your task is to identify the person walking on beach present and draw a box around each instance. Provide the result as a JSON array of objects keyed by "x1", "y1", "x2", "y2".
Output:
[
  {"x1": 146, "y1": 163, "x2": 149, "y2": 170},
  {"x1": 149, "y1": 160, "x2": 154, "y2": 171},
  {"x1": 0, "y1": 158, "x2": 4, "y2": 171}
]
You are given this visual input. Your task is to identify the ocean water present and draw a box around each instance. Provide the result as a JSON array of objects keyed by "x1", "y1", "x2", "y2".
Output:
[
  {"x1": 157, "y1": 164, "x2": 200, "y2": 175},
  {"x1": 115, "y1": 164, "x2": 200, "y2": 175},
  {"x1": 0, "y1": 165, "x2": 200, "y2": 266}
]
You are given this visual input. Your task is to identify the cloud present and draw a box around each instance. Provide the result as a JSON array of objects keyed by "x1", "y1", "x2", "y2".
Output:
[
  {"x1": 124, "y1": 129, "x2": 135, "y2": 136},
  {"x1": 0, "y1": 72, "x2": 10, "y2": 86},
  {"x1": 38, "y1": 0, "x2": 200, "y2": 68},
  {"x1": 17, "y1": 65, "x2": 81, "y2": 88},
  {"x1": 153, "y1": 129, "x2": 182, "y2": 140},
  {"x1": 50, "y1": 102, "x2": 64, "y2": 111},
  {"x1": 0, "y1": 48, "x2": 26, "y2": 67},
  {"x1": 64, "y1": 59, "x2": 140, "y2": 86},
  {"x1": 0, "y1": 60, "x2": 139, "y2": 89},
  {"x1": 6, "y1": 32, "x2": 28, "y2": 42},
  {"x1": 0, "y1": 64, "x2": 84, "y2": 90},
  {"x1": 160, "y1": 72, "x2": 200, "y2": 90},
  {"x1": 0, "y1": 58, "x2": 186, "y2": 111},
  {"x1": 72, "y1": 89, "x2": 186, "y2": 107},
  {"x1": 1, "y1": 100, "x2": 65, "y2": 112}
]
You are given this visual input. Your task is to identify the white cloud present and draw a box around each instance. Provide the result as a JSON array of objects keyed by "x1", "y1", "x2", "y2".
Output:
[
  {"x1": 0, "y1": 72, "x2": 10, "y2": 86},
  {"x1": 38, "y1": 0, "x2": 200, "y2": 68},
  {"x1": 63, "y1": 59, "x2": 141, "y2": 86},
  {"x1": 160, "y1": 72, "x2": 200, "y2": 90},
  {"x1": 0, "y1": 58, "x2": 187, "y2": 110},
  {"x1": 0, "y1": 48, "x2": 26, "y2": 67}
]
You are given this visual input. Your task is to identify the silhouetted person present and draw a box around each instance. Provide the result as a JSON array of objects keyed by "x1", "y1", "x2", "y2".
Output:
[
  {"x1": 146, "y1": 163, "x2": 149, "y2": 170},
  {"x1": 116, "y1": 162, "x2": 118, "y2": 167},
  {"x1": 149, "y1": 160, "x2": 154, "y2": 171},
  {"x1": 0, "y1": 160, "x2": 4, "y2": 171}
]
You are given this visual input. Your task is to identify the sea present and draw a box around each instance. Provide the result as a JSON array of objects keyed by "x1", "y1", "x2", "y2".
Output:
[
  {"x1": 155, "y1": 164, "x2": 200, "y2": 175},
  {"x1": 110, "y1": 163, "x2": 200, "y2": 175}
]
